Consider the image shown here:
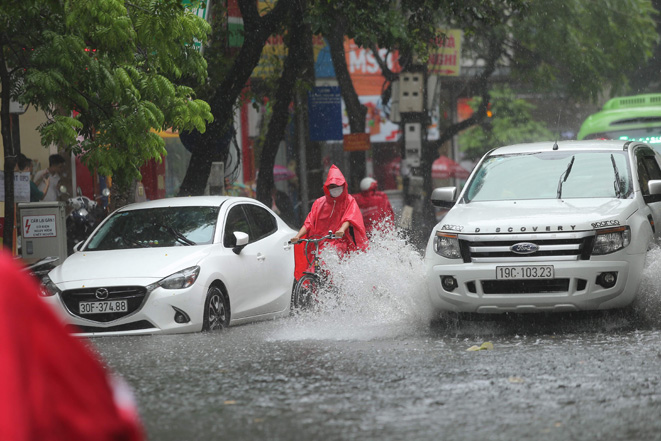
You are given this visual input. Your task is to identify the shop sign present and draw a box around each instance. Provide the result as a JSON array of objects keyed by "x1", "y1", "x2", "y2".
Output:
[{"x1": 343, "y1": 133, "x2": 371, "y2": 152}]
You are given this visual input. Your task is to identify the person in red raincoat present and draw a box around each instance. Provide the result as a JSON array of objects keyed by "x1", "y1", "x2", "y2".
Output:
[
  {"x1": 352, "y1": 177, "x2": 395, "y2": 236},
  {"x1": 0, "y1": 251, "x2": 144, "y2": 441},
  {"x1": 291, "y1": 165, "x2": 367, "y2": 275}
]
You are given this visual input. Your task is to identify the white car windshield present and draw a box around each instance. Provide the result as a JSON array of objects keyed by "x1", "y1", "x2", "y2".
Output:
[
  {"x1": 464, "y1": 150, "x2": 632, "y2": 202},
  {"x1": 85, "y1": 206, "x2": 220, "y2": 250}
]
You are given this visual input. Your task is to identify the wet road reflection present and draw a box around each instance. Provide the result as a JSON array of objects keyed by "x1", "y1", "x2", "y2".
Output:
[{"x1": 91, "y1": 234, "x2": 661, "y2": 441}]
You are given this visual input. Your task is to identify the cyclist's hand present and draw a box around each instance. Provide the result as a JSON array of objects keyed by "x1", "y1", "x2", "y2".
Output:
[
  {"x1": 290, "y1": 236, "x2": 300, "y2": 244},
  {"x1": 334, "y1": 230, "x2": 345, "y2": 238}
]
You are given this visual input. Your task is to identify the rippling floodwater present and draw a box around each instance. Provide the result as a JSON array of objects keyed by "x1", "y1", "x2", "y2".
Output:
[
  {"x1": 277, "y1": 225, "x2": 431, "y2": 341},
  {"x1": 92, "y1": 230, "x2": 661, "y2": 441}
]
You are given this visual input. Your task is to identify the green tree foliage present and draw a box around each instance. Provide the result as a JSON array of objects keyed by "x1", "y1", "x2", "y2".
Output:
[
  {"x1": 1, "y1": 0, "x2": 212, "y2": 249},
  {"x1": 1, "y1": 0, "x2": 212, "y2": 192},
  {"x1": 176, "y1": 0, "x2": 293, "y2": 196},
  {"x1": 508, "y1": 0, "x2": 658, "y2": 98},
  {"x1": 458, "y1": 87, "x2": 554, "y2": 161}
]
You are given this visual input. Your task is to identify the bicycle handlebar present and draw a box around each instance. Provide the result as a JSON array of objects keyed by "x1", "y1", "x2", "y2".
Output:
[{"x1": 289, "y1": 231, "x2": 337, "y2": 245}]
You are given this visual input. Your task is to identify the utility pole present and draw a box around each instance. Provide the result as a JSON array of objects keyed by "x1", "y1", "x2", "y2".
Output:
[{"x1": 398, "y1": 65, "x2": 427, "y2": 242}]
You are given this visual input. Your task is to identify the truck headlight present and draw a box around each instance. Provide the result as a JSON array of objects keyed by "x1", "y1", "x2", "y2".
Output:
[
  {"x1": 592, "y1": 226, "x2": 630, "y2": 255},
  {"x1": 433, "y1": 232, "x2": 462, "y2": 259}
]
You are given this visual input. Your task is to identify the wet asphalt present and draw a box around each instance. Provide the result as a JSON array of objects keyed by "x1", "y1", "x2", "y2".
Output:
[{"x1": 91, "y1": 308, "x2": 661, "y2": 441}]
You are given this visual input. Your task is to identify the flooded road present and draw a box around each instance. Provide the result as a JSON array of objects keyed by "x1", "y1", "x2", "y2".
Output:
[{"x1": 91, "y1": 232, "x2": 661, "y2": 441}]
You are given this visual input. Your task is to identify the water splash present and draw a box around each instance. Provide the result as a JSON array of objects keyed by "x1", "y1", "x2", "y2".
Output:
[
  {"x1": 273, "y1": 224, "x2": 433, "y2": 341},
  {"x1": 272, "y1": 230, "x2": 661, "y2": 341},
  {"x1": 632, "y1": 244, "x2": 661, "y2": 326}
]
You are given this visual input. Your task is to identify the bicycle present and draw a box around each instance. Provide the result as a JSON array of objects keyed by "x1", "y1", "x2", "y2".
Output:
[{"x1": 291, "y1": 231, "x2": 338, "y2": 311}]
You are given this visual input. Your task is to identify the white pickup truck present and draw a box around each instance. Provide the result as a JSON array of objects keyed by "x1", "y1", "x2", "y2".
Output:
[{"x1": 424, "y1": 140, "x2": 661, "y2": 314}]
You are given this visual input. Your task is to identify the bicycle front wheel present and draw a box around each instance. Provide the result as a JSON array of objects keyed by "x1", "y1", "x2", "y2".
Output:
[{"x1": 293, "y1": 274, "x2": 319, "y2": 311}]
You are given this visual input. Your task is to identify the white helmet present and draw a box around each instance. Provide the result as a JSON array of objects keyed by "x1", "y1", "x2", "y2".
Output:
[{"x1": 360, "y1": 177, "x2": 377, "y2": 192}]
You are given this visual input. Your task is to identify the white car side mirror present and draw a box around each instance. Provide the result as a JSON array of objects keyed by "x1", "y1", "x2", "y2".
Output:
[{"x1": 232, "y1": 231, "x2": 249, "y2": 255}]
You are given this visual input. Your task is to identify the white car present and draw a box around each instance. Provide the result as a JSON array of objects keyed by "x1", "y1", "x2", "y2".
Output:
[
  {"x1": 41, "y1": 196, "x2": 297, "y2": 336},
  {"x1": 424, "y1": 140, "x2": 661, "y2": 315}
]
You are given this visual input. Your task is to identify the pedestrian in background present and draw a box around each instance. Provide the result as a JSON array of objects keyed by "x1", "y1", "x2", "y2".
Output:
[
  {"x1": 33, "y1": 154, "x2": 66, "y2": 201},
  {"x1": 271, "y1": 186, "x2": 296, "y2": 228},
  {"x1": 15, "y1": 153, "x2": 48, "y2": 202},
  {"x1": 352, "y1": 177, "x2": 395, "y2": 236}
]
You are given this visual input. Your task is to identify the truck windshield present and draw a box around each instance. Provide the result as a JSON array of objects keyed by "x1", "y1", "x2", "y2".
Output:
[{"x1": 464, "y1": 151, "x2": 632, "y2": 202}]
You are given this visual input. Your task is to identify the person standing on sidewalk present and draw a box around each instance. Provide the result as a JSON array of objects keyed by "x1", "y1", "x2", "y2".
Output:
[{"x1": 33, "y1": 154, "x2": 66, "y2": 201}]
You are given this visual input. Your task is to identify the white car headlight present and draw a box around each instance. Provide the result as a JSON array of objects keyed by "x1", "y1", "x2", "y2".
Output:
[
  {"x1": 155, "y1": 266, "x2": 201, "y2": 290},
  {"x1": 433, "y1": 232, "x2": 462, "y2": 259},
  {"x1": 40, "y1": 275, "x2": 61, "y2": 297},
  {"x1": 592, "y1": 226, "x2": 631, "y2": 255}
]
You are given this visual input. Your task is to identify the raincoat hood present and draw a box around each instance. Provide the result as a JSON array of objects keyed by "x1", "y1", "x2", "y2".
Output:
[{"x1": 323, "y1": 165, "x2": 349, "y2": 202}]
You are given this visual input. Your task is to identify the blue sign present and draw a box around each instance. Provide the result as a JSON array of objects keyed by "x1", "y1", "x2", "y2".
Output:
[
  {"x1": 308, "y1": 86, "x2": 343, "y2": 141},
  {"x1": 314, "y1": 42, "x2": 335, "y2": 78}
]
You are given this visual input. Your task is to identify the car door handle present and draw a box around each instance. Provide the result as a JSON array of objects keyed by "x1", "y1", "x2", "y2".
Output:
[{"x1": 256, "y1": 253, "x2": 266, "y2": 262}]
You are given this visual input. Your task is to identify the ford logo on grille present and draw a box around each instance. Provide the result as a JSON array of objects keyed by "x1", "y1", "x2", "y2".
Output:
[
  {"x1": 510, "y1": 242, "x2": 539, "y2": 254},
  {"x1": 95, "y1": 288, "x2": 109, "y2": 300}
]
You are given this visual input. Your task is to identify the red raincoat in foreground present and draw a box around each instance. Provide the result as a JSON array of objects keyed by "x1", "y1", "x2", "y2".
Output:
[
  {"x1": 0, "y1": 252, "x2": 143, "y2": 441},
  {"x1": 294, "y1": 166, "x2": 367, "y2": 278},
  {"x1": 352, "y1": 185, "x2": 395, "y2": 235}
]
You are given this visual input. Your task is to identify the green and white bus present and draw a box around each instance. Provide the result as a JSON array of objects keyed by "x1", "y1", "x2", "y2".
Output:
[{"x1": 577, "y1": 93, "x2": 661, "y2": 147}]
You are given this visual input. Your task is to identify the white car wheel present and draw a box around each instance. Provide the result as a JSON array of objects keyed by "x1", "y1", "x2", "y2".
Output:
[{"x1": 203, "y1": 286, "x2": 230, "y2": 331}]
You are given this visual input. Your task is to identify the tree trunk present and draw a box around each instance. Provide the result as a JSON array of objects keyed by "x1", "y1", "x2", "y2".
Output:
[
  {"x1": 327, "y1": 16, "x2": 367, "y2": 193},
  {"x1": 177, "y1": 0, "x2": 293, "y2": 196},
  {"x1": 417, "y1": 39, "x2": 500, "y2": 243},
  {"x1": 0, "y1": 49, "x2": 16, "y2": 251},
  {"x1": 255, "y1": 5, "x2": 307, "y2": 206},
  {"x1": 297, "y1": 9, "x2": 321, "y2": 207}
]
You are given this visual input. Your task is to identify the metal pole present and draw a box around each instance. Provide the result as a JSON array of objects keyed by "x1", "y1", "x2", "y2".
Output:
[
  {"x1": 296, "y1": 89, "x2": 310, "y2": 214},
  {"x1": 450, "y1": 84, "x2": 460, "y2": 188}
]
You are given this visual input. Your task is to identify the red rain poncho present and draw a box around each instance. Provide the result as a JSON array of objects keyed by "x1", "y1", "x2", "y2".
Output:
[
  {"x1": 294, "y1": 166, "x2": 368, "y2": 278},
  {"x1": 352, "y1": 186, "x2": 395, "y2": 235},
  {"x1": 0, "y1": 251, "x2": 143, "y2": 441}
]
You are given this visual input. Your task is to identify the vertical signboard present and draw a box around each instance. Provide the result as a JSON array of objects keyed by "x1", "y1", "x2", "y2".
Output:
[
  {"x1": 428, "y1": 29, "x2": 463, "y2": 76},
  {"x1": 0, "y1": 171, "x2": 31, "y2": 203},
  {"x1": 308, "y1": 86, "x2": 343, "y2": 141}
]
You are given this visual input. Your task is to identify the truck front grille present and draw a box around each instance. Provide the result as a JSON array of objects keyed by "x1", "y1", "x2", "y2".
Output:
[{"x1": 458, "y1": 231, "x2": 595, "y2": 263}]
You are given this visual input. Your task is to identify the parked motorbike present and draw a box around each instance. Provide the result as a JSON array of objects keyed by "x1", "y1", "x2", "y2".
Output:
[
  {"x1": 65, "y1": 192, "x2": 107, "y2": 255},
  {"x1": 21, "y1": 256, "x2": 60, "y2": 280}
]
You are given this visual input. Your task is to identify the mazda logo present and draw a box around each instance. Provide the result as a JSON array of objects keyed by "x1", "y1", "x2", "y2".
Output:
[
  {"x1": 510, "y1": 242, "x2": 539, "y2": 254},
  {"x1": 95, "y1": 288, "x2": 109, "y2": 300}
]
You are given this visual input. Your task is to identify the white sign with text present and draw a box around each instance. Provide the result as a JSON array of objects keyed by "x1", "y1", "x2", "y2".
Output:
[{"x1": 23, "y1": 215, "x2": 57, "y2": 238}]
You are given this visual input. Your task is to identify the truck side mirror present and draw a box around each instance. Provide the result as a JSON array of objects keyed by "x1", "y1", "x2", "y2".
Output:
[
  {"x1": 648, "y1": 180, "x2": 661, "y2": 196},
  {"x1": 431, "y1": 187, "x2": 457, "y2": 208}
]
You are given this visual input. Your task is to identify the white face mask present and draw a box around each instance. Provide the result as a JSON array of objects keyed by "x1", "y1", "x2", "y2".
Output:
[{"x1": 329, "y1": 187, "x2": 343, "y2": 198}]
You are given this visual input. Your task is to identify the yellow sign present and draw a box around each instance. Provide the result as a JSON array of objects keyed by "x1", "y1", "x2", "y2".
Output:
[
  {"x1": 428, "y1": 29, "x2": 462, "y2": 76},
  {"x1": 252, "y1": 35, "x2": 326, "y2": 79}
]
